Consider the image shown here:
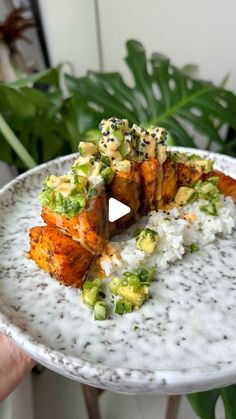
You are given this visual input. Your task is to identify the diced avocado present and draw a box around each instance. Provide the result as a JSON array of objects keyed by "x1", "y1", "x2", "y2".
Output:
[
  {"x1": 148, "y1": 127, "x2": 167, "y2": 143},
  {"x1": 99, "y1": 119, "x2": 128, "y2": 150},
  {"x1": 170, "y1": 151, "x2": 186, "y2": 162},
  {"x1": 188, "y1": 154, "x2": 203, "y2": 161},
  {"x1": 122, "y1": 273, "x2": 142, "y2": 292},
  {"x1": 190, "y1": 243, "x2": 199, "y2": 253},
  {"x1": 194, "y1": 180, "x2": 219, "y2": 200},
  {"x1": 91, "y1": 161, "x2": 102, "y2": 177},
  {"x1": 40, "y1": 184, "x2": 86, "y2": 218},
  {"x1": 135, "y1": 266, "x2": 156, "y2": 283},
  {"x1": 136, "y1": 228, "x2": 158, "y2": 254},
  {"x1": 73, "y1": 163, "x2": 92, "y2": 176},
  {"x1": 94, "y1": 301, "x2": 107, "y2": 320},
  {"x1": 200, "y1": 203, "x2": 218, "y2": 216},
  {"x1": 112, "y1": 129, "x2": 124, "y2": 143},
  {"x1": 207, "y1": 176, "x2": 219, "y2": 186},
  {"x1": 119, "y1": 142, "x2": 131, "y2": 158},
  {"x1": 157, "y1": 144, "x2": 167, "y2": 164},
  {"x1": 78, "y1": 142, "x2": 98, "y2": 157},
  {"x1": 39, "y1": 188, "x2": 54, "y2": 208},
  {"x1": 115, "y1": 299, "x2": 133, "y2": 315},
  {"x1": 45, "y1": 175, "x2": 59, "y2": 189},
  {"x1": 82, "y1": 279, "x2": 102, "y2": 309},
  {"x1": 198, "y1": 182, "x2": 216, "y2": 195},
  {"x1": 114, "y1": 160, "x2": 131, "y2": 173},
  {"x1": 99, "y1": 117, "x2": 126, "y2": 134},
  {"x1": 108, "y1": 277, "x2": 121, "y2": 295},
  {"x1": 99, "y1": 145, "x2": 123, "y2": 162},
  {"x1": 74, "y1": 175, "x2": 88, "y2": 192},
  {"x1": 175, "y1": 187, "x2": 197, "y2": 205},
  {"x1": 109, "y1": 270, "x2": 150, "y2": 310},
  {"x1": 116, "y1": 284, "x2": 149, "y2": 308},
  {"x1": 194, "y1": 159, "x2": 214, "y2": 173},
  {"x1": 100, "y1": 166, "x2": 114, "y2": 184},
  {"x1": 131, "y1": 124, "x2": 146, "y2": 139},
  {"x1": 170, "y1": 152, "x2": 214, "y2": 173}
]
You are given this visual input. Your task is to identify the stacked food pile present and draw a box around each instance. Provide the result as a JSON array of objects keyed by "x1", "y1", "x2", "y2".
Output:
[{"x1": 28, "y1": 117, "x2": 236, "y2": 319}]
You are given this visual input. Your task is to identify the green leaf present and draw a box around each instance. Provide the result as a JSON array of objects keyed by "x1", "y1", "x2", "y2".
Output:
[
  {"x1": 66, "y1": 40, "x2": 236, "y2": 151},
  {"x1": 187, "y1": 384, "x2": 236, "y2": 419},
  {"x1": 125, "y1": 40, "x2": 157, "y2": 121},
  {"x1": 0, "y1": 39, "x2": 236, "y2": 170},
  {"x1": 221, "y1": 385, "x2": 236, "y2": 419},
  {"x1": 0, "y1": 113, "x2": 36, "y2": 169},
  {"x1": 187, "y1": 389, "x2": 220, "y2": 419},
  {"x1": 181, "y1": 64, "x2": 199, "y2": 77},
  {"x1": 6, "y1": 67, "x2": 62, "y2": 88},
  {"x1": 62, "y1": 94, "x2": 100, "y2": 151},
  {"x1": 0, "y1": 85, "x2": 36, "y2": 118}
]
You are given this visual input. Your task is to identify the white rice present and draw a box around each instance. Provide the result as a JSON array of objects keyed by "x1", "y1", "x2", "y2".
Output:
[{"x1": 102, "y1": 196, "x2": 236, "y2": 276}]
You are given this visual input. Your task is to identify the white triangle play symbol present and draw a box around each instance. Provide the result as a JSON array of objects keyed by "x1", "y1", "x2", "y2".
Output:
[{"x1": 108, "y1": 198, "x2": 131, "y2": 222}]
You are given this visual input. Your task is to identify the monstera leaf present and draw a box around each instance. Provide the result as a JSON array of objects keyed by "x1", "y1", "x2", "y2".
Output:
[
  {"x1": 0, "y1": 67, "x2": 93, "y2": 168},
  {"x1": 187, "y1": 384, "x2": 236, "y2": 419},
  {"x1": 66, "y1": 40, "x2": 236, "y2": 151},
  {"x1": 0, "y1": 39, "x2": 236, "y2": 169}
]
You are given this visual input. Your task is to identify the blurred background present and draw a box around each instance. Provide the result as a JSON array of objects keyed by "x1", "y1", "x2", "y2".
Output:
[
  {"x1": 0, "y1": 1, "x2": 235, "y2": 418},
  {"x1": 0, "y1": 0, "x2": 236, "y2": 189}
]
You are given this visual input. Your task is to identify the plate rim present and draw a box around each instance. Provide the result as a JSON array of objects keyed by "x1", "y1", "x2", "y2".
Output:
[{"x1": 0, "y1": 146, "x2": 236, "y2": 394}]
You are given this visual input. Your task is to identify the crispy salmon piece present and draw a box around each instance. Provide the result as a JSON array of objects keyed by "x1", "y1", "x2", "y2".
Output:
[
  {"x1": 174, "y1": 161, "x2": 203, "y2": 186},
  {"x1": 109, "y1": 161, "x2": 140, "y2": 235},
  {"x1": 139, "y1": 158, "x2": 159, "y2": 213},
  {"x1": 204, "y1": 171, "x2": 236, "y2": 202},
  {"x1": 28, "y1": 226, "x2": 93, "y2": 288},
  {"x1": 42, "y1": 191, "x2": 108, "y2": 255},
  {"x1": 159, "y1": 159, "x2": 178, "y2": 205}
]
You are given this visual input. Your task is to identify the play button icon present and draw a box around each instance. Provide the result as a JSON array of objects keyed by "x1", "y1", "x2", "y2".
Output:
[{"x1": 108, "y1": 198, "x2": 131, "y2": 222}]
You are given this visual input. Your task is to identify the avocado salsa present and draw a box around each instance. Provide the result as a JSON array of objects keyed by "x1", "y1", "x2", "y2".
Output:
[
  {"x1": 39, "y1": 117, "x2": 215, "y2": 220},
  {"x1": 38, "y1": 117, "x2": 221, "y2": 320}
]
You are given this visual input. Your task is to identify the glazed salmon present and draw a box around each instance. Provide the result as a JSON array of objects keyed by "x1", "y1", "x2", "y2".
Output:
[
  {"x1": 28, "y1": 226, "x2": 93, "y2": 288},
  {"x1": 204, "y1": 171, "x2": 236, "y2": 202},
  {"x1": 42, "y1": 190, "x2": 108, "y2": 255},
  {"x1": 159, "y1": 159, "x2": 178, "y2": 205},
  {"x1": 139, "y1": 158, "x2": 159, "y2": 213},
  {"x1": 174, "y1": 161, "x2": 203, "y2": 186},
  {"x1": 109, "y1": 161, "x2": 140, "y2": 235}
]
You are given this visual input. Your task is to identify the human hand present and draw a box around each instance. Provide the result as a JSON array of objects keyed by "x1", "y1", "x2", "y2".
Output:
[{"x1": 0, "y1": 332, "x2": 36, "y2": 402}]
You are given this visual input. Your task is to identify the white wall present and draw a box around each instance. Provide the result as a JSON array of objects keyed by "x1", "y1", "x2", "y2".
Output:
[
  {"x1": 40, "y1": 0, "x2": 236, "y2": 91},
  {"x1": 39, "y1": 0, "x2": 100, "y2": 75},
  {"x1": 98, "y1": 0, "x2": 236, "y2": 91}
]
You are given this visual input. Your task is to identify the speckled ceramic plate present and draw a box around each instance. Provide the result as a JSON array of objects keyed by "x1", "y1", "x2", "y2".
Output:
[{"x1": 0, "y1": 147, "x2": 236, "y2": 395}]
